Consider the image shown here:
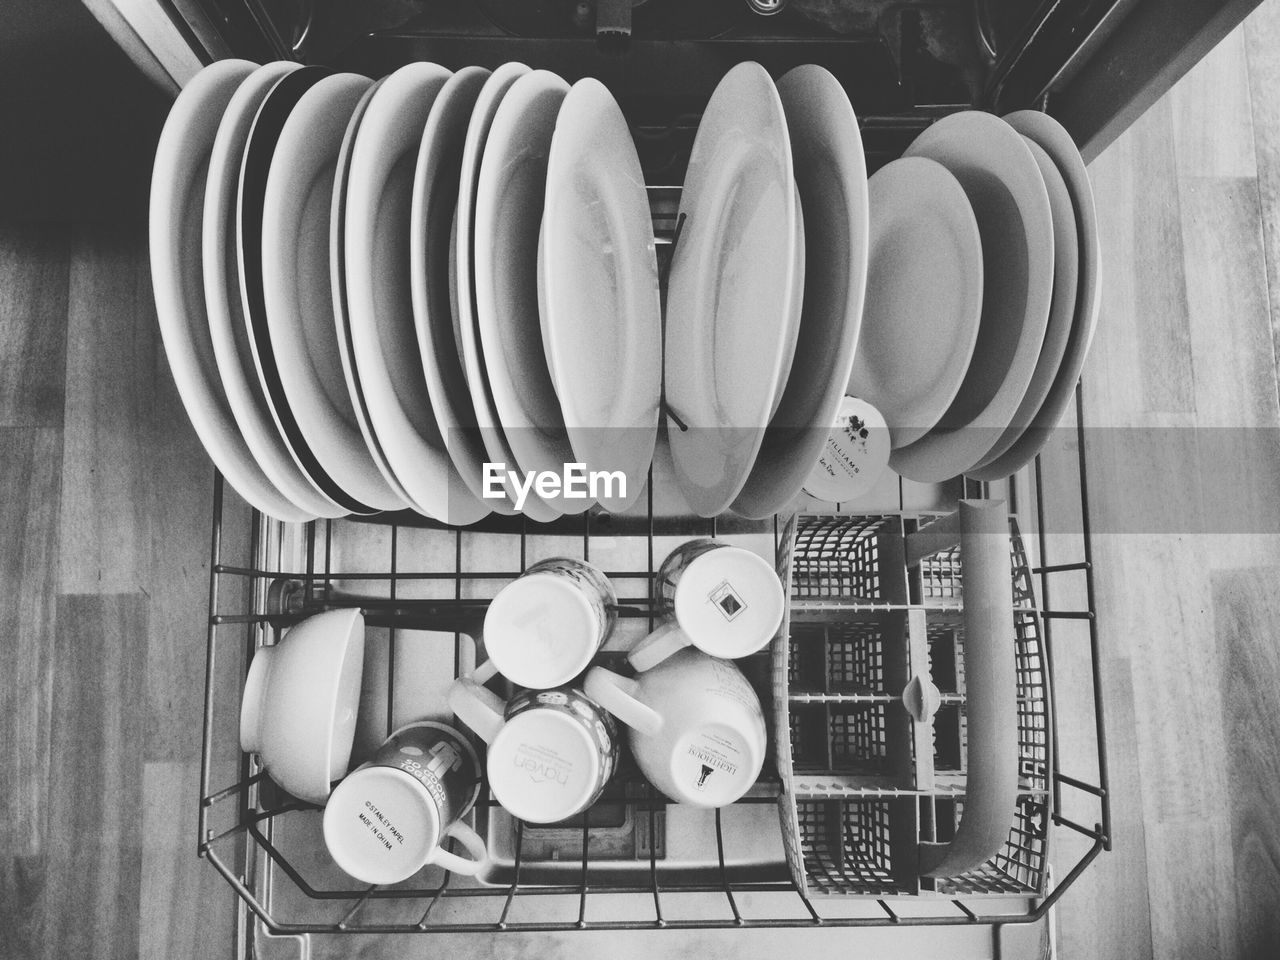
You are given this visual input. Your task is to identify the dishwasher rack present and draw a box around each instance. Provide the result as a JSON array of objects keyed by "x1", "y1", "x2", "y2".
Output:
[{"x1": 197, "y1": 386, "x2": 1111, "y2": 946}]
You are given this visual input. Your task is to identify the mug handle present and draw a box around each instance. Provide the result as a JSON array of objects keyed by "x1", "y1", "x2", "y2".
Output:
[
  {"x1": 627, "y1": 621, "x2": 692, "y2": 672},
  {"x1": 447, "y1": 677, "x2": 505, "y2": 743},
  {"x1": 471, "y1": 659, "x2": 499, "y2": 684},
  {"x1": 425, "y1": 818, "x2": 488, "y2": 876},
  {"x1": 583, "y1": 667, "x2": 663, "y2": 736}
]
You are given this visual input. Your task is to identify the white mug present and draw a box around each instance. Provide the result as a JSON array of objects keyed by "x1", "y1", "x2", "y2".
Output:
[
  {"x1": 631, "y1": 541, "x2": 783, "y2": 671},
  {"x1": 448, "y1": 679, "x2": 619, "y2": 824},
  {"x1": 481, "y1": 557, "x2": 617, "y2": 688},
  {"x1": 322, "y1": 721, "x2": 487, "y2": 885},
  {"x1": 584, "y1": 648, "x2": 767, "y2": 808}
]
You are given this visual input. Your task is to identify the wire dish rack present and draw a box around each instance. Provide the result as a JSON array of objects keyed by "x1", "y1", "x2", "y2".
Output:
[{"x1": 197, "y1": 388, "x2": 1111, "y2": 952}]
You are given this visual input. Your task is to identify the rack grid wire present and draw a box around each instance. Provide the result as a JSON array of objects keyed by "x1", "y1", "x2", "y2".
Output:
[{"x1": 197, "y1": 388, "x2": 1111, "y2": 944}]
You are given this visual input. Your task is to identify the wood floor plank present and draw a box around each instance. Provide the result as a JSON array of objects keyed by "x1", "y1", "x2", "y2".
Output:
[
  {"x1": 57, "y1": 221, "x2": 214, "y2": 762},
  {"x1": 0, "y1": 428, "x2": 61, "y2": 857},
  {"x1": 58, "y1": 222, "x2": 157, "y2": 593},
  {"x1": 1179, "y1": 176, "x2": 1280, "y2": 428},
  {"x1": 0, "y1": 223, "x2": 69, "y2": 428},
  {"x1": 1086, "y1": 97, "x2": 1197, "y2": 422},
  {"x1": 1171, "y1": 27, "x2": 1258, "y2": 179},
  {"x1": 1213, "y1": 568, "x2": 1280, "y2": 959},
  {"x1": 1095, "y1": 535, "x2": 1237, "y2": 959},
  {"x1": 139, "y1": 761, "x2": 237, "y2": 960},
  {"x1": 0, "y1": 855, "x2": 46, "y2": 960},
  {"x1": 40, "y1": 594, "x2": 147, "y2": 960},
  {"x1": 1244, "y1": 0, "x2": 1280, "y2": 406}
]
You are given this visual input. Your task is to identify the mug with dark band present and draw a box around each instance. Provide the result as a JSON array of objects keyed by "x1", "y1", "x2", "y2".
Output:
[
  {"x1": 322, "y1": 721, "x2": 488, "y2": 884},
  {"x1": 448, "y1": 679, "x2": 619, "y2": 824},
  {"x1": 479, "y1": 557, "x2": 617, "y2": 689}
]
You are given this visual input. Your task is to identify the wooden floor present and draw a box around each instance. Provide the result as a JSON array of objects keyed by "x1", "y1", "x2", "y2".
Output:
[{"x1": 5, "y1": 10, "x2": 1280, "y2": 960}]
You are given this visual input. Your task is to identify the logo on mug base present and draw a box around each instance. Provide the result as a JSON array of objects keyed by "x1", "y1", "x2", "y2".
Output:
[{"x1": 708, "y1": 580, "x2": 747, "y2": 622}]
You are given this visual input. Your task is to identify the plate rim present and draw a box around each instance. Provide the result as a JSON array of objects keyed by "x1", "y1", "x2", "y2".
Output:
[
  {"x1": 850, "y1": 154, "x2": 984, "y2": 449},
  {"x1": 539, "y1": 76, "x2": 661, "y2": 512},
  {"x1": 472, "y1": 68, "x2": 581, "y2": 512},
  {"x1": 153, "y1": 58, "x2": 318, "y2": 523},
  {"x1": 966, "y1": 109, "x2": 1102, "y2": 482},
  {"x1": 732, "y1": 63, "x2": 871, "y2": 519},
  {"x1": 343, "y1": 62, "x2": 492, "y2": 525},
  {"x1": 239, "y1": 65, "x2": 378, "y2": 516},
  {"x1": 969, "y1": 132, "x2": 1080, "y2": 472},
  {"x1": 891, "y1": 109, "x2": 1055, "y2": 483},
  {"x1": 454, "y1": 62, "x2": 559, "y2": 522},
  {"x1": 663, "y1": 60, "x2": 802, "y2": 517},
  {"x1": 409, "y1": 65, "x2": 522, "y2": 516},
  {"x1": 260, "y1": 71, "x2": 405, "y2": 511}
]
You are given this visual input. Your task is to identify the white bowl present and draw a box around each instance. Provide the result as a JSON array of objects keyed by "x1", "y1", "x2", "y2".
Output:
[{"x1": 239, "y1": 608, "x2": 365, "y2": 803}]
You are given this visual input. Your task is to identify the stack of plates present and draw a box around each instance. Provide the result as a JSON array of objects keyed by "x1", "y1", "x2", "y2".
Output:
[
  {"x1": 152, "y1": 60, "x2": 668, "y2": 523},
  {"x1": 151, "y1": 60, "x2": 1096, "y2": 524},
  {"x1": 849, "y1": 110, "x2": 1100, "y2": 484}
]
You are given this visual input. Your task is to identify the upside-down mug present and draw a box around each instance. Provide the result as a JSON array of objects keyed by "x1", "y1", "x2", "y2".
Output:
[
  {"x1": 585, "y1": 647, "x2": 767, "y2": 808},
  {"x1": 322, "y1": 721, "x2": 487, "y2": 884},
  {"x1": 448, "y1": 678, "x2": 619, "y2": 824},
  {"x1": 480, "y1": 557, "x2": 617, "y2": 688},
  {"x1": 628, "y1": 540, "x2": 784, "y2": 671}
]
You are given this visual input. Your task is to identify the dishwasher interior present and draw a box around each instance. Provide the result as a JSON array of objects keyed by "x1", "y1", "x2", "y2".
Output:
[{"x1": 187, "y1": 0, "x2": 1115, "y2": 952}]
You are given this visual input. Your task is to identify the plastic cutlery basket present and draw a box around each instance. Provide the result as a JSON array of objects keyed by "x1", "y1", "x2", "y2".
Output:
[{"x1": 773, "y1": 502, "x2": 1051, "y2": 897}]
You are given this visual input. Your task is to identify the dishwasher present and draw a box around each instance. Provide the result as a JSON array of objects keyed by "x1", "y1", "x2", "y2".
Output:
[{"x1": 123, "y1": 0, "x2": 1229, "y2": 956}]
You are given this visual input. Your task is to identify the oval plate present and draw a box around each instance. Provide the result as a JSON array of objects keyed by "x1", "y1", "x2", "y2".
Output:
[
  {"x1": 891, "y1": 111, "x2": 1054, "y2": 482},
  {"x1": 344, "y1": 63, "x2": 490, "y2": 525},
  {"x1": 665, "y1": 61, "x2": 802, "y2": 518},
  {"x1": 732, "y1": 64, "x2": 868, "y2": 519},
  {"x1": 539, "y1": 77, "x2": 661, "y2": 513},
  {"x1": 153, "y1": 59, "x2": 317, "y2": 522}
]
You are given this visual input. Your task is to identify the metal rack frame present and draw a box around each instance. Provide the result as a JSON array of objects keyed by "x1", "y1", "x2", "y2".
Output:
[{"x1": 196, "y1": 383, "x2": 1111, "y2": 945}]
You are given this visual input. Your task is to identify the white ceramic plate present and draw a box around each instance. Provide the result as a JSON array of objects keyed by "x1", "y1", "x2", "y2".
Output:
[
  {"x1": 151, "y1": 59, "x2": 316, "y2": 523},
  {"x1": 261, "y1": 72, "x2": 409, "y2": 513},
  {"x1": 474, "y1": 69, "x2": 587, "y2": 516},
  {"x1": 330, "y1": 78, "x2": 417, "y2": 515},
  {"x1": 968, "y1": 110, "x2": 1102, "y2": 481},
  {"x1": 204, "y1": 63, "x2": 312, "y2": 520},
  {"x1": 848, "y1": 155, "x2": 983, "y2": 449},
  {"x1": 410, "y1": 66, "x2": 519, "y2": 516},
  {"x1": 186, "y1": 60, "x2": 330, "y2": 522},
  {"x1": 455, "y1": 63, "x2": 558, "y2": 522},
  {"x1": 891, "y1": 111, "x2": 1054, "y2": 482},
  {"x1": 538, "y1": 77, "x2": 660, "y2": 512},
  {"x1": 239, "y1": 66, "x2": 375, "y2": 516},
  {"x1": 344, "y1": 63, "x2": 490, "y2": 525},
  {"x1": 732, "y1": 64, "x2": 868, "y2": 519},
  {"x1": 664, "y1": 61, "x2": 802, "y2": 517},
  {"x1": 969, "y1": 134, "x2": 1078, "y2": 472}
]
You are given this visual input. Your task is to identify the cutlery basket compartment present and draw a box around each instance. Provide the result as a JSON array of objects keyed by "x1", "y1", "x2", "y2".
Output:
[
  {"x1": 931, "y1": 702, "x2": 966, "y2": 773},
  {"x1": 792, "y1": 797, "x2": 921, "y2": 897},
  {"x1": 788, "y1": 701, "x2": 914, "y2": 780},
  {"x1": 787, "y1": 614, "x2": 911, "y2": 696},
  {"x1": 790, "y1": 515, "x2": 908, "y2": 604},
  {"x1": 923, "y1": 791, "x2": 1052, "y2": 897}
]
